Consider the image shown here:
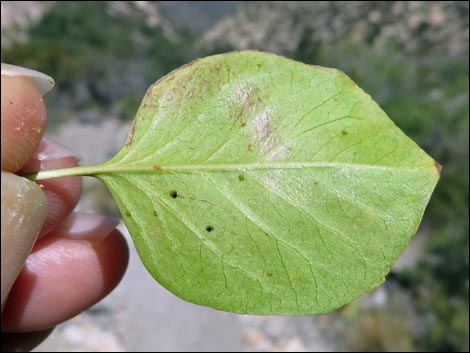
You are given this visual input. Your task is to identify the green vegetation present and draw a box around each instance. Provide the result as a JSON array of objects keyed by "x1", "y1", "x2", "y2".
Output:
[{"x1": 2, "y1": 1, "x2": 196, "y2": 125}]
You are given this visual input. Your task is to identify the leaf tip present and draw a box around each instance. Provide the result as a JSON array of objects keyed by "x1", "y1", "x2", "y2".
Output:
[{"x1": 434, "y1": 160, "x2": 443, "y2": 175}]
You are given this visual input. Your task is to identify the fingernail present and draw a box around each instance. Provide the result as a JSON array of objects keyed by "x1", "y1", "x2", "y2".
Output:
[
  {"x1": 35, "y1": 138, "x2": 80, "y2": 162},
  {"x1": 1, "y1": 63, "x2": 55, "y2": 95},
  {"x1": 1, "y1": 172, "x2": 47, "y2": 309},
  {"x1": 53, "y1": 213, "x2": 120, "y2": 242}
]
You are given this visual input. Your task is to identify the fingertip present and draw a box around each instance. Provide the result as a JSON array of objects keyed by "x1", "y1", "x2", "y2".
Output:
[
  {"x1": 1, "y1": 229, "x2": 129, "y2": 332},
  {"x1": 53, "y1": 212, "x2": 121, "y2": 242},
  {"x1": 1, "y1": 75, "x2": 47, "y2": 172},
  {"x1": 1, "y1": 63, "x2": 55, "y2": 96},
  {"x1": 1, "y1": 172, "x2": 48, "y2": 309}
]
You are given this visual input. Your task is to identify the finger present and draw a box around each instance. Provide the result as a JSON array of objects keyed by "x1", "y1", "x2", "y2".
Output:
[
  {"x1": 1, "y1": 172, "x2": 47, "y2": 310},
  {"x1": 19, "y1": 138, "x2": 82, "y2": 237},
  {"x1": 1, "y1": 64, "x2": 54, "y2": 172},
  {"x1": 1, "y1": 227, "x2": 128, "y2": 332},
  {"x1": 52, "y1": 212, "x2": 121, "y2": 242}
]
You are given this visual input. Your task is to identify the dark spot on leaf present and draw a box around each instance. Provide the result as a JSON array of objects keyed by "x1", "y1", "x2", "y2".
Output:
[
  {"x1": 153, "y1": 210, "x2": 158, "y2": 217},
  {"x1": 434, "y1": 160, "x2": 443, "y2": 175},
  {"x1": 126, "y1": 211, "x2": 131, "y2": 217},
  {"x1": 265, "y1": 271, "x2": 273, "y2": 277},
  {"x1": 313, "y1": 181, "x2": 319, "y2": 187},
  {"x1": 341, "y1": 130, "x2": 348, "y2": 136},
  {"x1": 241, "y1": 121, "x2": 246, "y2": 127},
  {"x1": 247, "y1": 143, "x2": 253, "y2": 152},
  {"x1": 206, "y1": 225, "x2": 214, "y2": 232},
  {"x1": 238, "y1": 174, "x2": 245, "y2": 181},
  {"x1": 170, "y1": 190, "x2": 178, "y2": 198},
  {"x1": 153, "y1": 165, "x2": 163, "y2": 170}
]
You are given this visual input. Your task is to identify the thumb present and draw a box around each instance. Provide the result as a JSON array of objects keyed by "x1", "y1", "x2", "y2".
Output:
[{"x1": 1, "y1": 172, "x2": 47, "y2": 310}]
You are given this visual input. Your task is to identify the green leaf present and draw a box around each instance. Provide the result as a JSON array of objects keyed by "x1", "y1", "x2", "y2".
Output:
[{"x1": 32, "y1": 51, "x2": 440, "y2": 314}]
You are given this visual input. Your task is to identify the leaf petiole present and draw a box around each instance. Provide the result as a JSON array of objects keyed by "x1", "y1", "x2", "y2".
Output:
[{"x1": 23, "y1": 165, "x2": 107, "y2": 181}]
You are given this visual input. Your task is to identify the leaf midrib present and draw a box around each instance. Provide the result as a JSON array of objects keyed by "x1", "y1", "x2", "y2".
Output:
[{"x1": 28, "y1": 161, "x2": 434, "y2": 180}]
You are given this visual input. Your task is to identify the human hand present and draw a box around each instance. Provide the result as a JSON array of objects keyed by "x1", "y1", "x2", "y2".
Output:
[{"x1": 1, "y1": 64, "x2": 129, "y2": 351}]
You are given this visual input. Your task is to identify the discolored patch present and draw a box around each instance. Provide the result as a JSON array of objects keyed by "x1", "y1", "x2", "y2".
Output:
[
  {"x1": 252, "y1": 108, "x2": 279, "y2": 155},
  {"x1": 434, "y1": 160, "x2": 443, "y2": 175},
  {"x1": 125, "y1": 120, "x2": 137, "y2": 146}
]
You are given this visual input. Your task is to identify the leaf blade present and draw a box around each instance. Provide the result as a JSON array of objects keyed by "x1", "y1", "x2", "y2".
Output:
[{"x1": 97, "y1": 51, "x2": 439, "y2": 314}]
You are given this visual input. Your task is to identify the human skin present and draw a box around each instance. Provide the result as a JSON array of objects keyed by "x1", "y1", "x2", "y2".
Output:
[{"x1": 1, "y1": 66, "x2": 129, "y2": 350}]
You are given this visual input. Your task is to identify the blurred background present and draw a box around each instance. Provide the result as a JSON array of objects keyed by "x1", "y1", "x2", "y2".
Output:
[{"x1": 1, "y1": 1, "x2": 468, "y2": 351}]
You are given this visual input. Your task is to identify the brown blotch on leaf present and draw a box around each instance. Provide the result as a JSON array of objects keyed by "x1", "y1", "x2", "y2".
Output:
[
  {"x1": 153, "y1": 210, "x2": 158, "y2": 217},
  {"x1": 170, "y1": 190, "x2": 178, "y2": 198},
  {"x1": 206, "y1": 225, "x2": 214, "y2": 232},
  {"x1": 153, "y1": 165, "x2": 163, "y2": 171},
  {"x1": 213, "y1": 63, "x2": 223, "y2": 74},
  {"x1": 434, "y1": 160, "x2": 443, "y2": 175},
  {"x1": 313, "y1": 181, "x2": 319, "y2": 187},
  {"x1": 125, "y1": 121, "x2": 137, "y2": 146},
  {"x1": 126, "y1": 211, "x2": 131, "y2": 217},
  {"x1": 238, "y1": 174, "x2": 245, "y2": 182},
  {"x1": 341, "y1": 130, "x2": 348, "y2": 136},
  {"x1": 240, "y1": 121, "x2": 246, "y2": 127}
]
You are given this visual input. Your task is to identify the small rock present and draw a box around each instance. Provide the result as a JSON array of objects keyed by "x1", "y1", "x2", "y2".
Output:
[
  {"x1": 280, "y1": 337, "x2": 307, "y2": 352},
  {"x1": 244, "y1": 329, "x2": 273, "y2": 351}
]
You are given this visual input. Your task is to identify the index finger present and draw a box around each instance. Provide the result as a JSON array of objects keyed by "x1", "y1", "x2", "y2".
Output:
[{"x1": 1, "y1": 64, "x2": 54, "y2": 172}]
